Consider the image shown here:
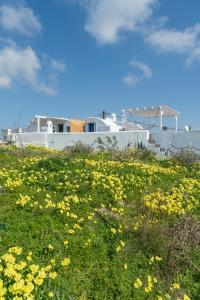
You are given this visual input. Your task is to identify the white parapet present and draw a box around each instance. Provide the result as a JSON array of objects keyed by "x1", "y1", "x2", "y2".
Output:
[{"x1": 15, "y1": 130, "x2": 150, "y2": 151}]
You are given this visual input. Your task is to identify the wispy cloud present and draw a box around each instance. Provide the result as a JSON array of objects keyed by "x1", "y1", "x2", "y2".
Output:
[
  {"x1": 130, "y1": 60, "x2": 152, "y2": 78},
  {"x1": 0, "y1": 2, "x2": 67, "y2": 96},
  {"x1": 50, "y1": 59, "x2": 66, "y2": 72},
  {"x1": 0, "y1": 45, "x2": 57, "y2": 96},
  {"x1": 146, "y1": 23, "x2": 200, "y2": 65},
  {"x1": 146, "y1": 24, "x2": 200, "y2": 53},
  {"x1": 57, "y1": 0, "x2": 200, "y2": 67},
  {"x1": 0, "y1": 4, "x2": 42, "y2": 36},
  {"x1": 122, "y1": 74, "x2": 141, "y2": 86},
  {"x1": 123, "y1": 60, "x2": 152, "y2": 86},
  {"x1": 81, "y1": 0, "x2": 157, "y2": 45},
  {"x1": 54, "y1": 0, "x2": 78, "y2": 4}
]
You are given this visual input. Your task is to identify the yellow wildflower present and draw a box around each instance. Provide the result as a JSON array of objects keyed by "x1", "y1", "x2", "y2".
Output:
[
  {"x1": 111, "y1": 228, "x2": 117, "y2": 234},
  {"x1": 134, "y1": 278, "x2": 142, "y2": 289},
  {"x1": 48, "y1": 291, "x2": 54, "y2": 298},
  {"x1": 61, "y1": 257, "x2": 71, "y2": 266},
  {"x1": 183, "y1": 295, "x2": 191, "y2": 300},
  {"x1": 172, "y1": 283, "x2": 180, "y2": 289},
  {"x1": 49, "y1": 271, "x2": 57, "y2": 279},
  {"x1": 48, "y1": 244, "x2": 54, "y2": 251},
  {"x1": 116, "y1": 246, "x2": 121, "y2": 252}
]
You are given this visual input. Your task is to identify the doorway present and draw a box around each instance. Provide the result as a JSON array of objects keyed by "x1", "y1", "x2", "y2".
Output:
[
  {"x1": 88, "y1": 123, "x2": 95, "y2": 132},
  {"x1": 58, "y1": 124, "x2": 64, "y2": 132}
]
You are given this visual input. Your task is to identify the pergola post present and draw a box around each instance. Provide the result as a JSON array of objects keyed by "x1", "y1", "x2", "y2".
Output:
[
  {"x1": 175, "y1": 115, "x2": 178, "y2": 132},
  {"x1": 37, "y1": 116, "x2": 40, "y2": 133},
  {"x1": 160, "y1": 108, "x2": 163, "y2": 131},
  {"x1": 121, "y1": 110, "x2": 127, "y2": 129}
]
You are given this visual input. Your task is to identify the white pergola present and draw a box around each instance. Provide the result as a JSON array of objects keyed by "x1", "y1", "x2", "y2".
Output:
[{"x1": 123, "y1": 105, "x2": 180, "y2": 132}]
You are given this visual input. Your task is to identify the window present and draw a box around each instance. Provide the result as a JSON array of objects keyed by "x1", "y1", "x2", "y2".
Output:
[
  {"x1": 88, "y1": 123, "x2": 95, "y2": 132},
  {"x1": 58, "y1": 124, "x2": 64, "y2": 132},
  {"x1": 66, "y1": 126, "x2": 70, "y2": 132}
]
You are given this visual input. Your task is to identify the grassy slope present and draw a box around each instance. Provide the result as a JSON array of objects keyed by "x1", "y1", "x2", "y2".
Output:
[{"x1": 0, "y1": 147, "x2": 200, "y2": 300}]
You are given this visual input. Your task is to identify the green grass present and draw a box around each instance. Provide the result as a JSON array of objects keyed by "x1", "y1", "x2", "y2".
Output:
[{"x1": 0, "y1": 146, "x2": 200, "y2": 299}]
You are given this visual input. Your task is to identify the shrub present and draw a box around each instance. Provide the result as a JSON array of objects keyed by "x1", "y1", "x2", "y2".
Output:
[
  {"x1": 94, "y1": 136, "x2": 118, "y2": 151},
  {"x1": 173, "y1": 149, "x2": 200, "y2": 165},
  {"x1": 107, "y1": 147, "x2": 156, "y2": 162},
  {"x1": 64, "y1": 141, "x2": 93, "y2": 155}
]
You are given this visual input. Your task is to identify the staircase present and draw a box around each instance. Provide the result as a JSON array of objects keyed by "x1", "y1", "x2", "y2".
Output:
[{"x1": 147, "y1": 136, "x2": 167, "y2": 157}]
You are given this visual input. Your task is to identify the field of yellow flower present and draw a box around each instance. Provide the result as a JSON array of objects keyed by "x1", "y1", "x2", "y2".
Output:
[{"x1": 0, "y1": 145, "x2": 200, "y2": 300}]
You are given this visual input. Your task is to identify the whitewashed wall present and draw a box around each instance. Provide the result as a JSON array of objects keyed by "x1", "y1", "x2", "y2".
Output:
[
  {"x1": 151, "y1": 130, "x2": 200, "y2": 153},
  {"x1": 16, "y1": 131, "x2": 149, "y2": 150},
  {"x1": 16, "y1": 133, "x2": 49, "y2": 147}
]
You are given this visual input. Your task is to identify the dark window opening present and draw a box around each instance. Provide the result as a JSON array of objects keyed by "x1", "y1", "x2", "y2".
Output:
[
  {"x1": 58, "y1": 124, "x2": 64, "y2": 132},
  {"x1": 88, "y1": 123, "x2": 95, "y2": 132},
  {"x1": 66, "y1": 126, "x2": 70, "y2": 132}
]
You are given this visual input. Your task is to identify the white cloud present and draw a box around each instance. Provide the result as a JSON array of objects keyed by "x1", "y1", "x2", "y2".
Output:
[
  {"x1": 0, "y1": 76, "x2": 11, "y2": 88},
  {"x1": 187, "y1": 47, "x2": 200, "y2": 65},
  {"x1": 38, "y1": 84, "x2": 56, "y2": 96},
  {"x1": 130, "y1": 60, "x2": 152, "y2": 78},
  {"x1": 81, "y1": 0, "x2": 157, "y2": 44},
  {"x1": 147, "y1": 24, "x2": 200, "y2": 52},
  {"x1": 146, "y1": 23, "x2": 200, "y2": 64},
  {"x1": 54, "y1": 0, "x2": 78, "y2": 4},
  {"x1": 0, "y1": 46, "x2": 56, "y2": 96},
  {"x1": 58, "y1": 0, "x2": 200, "y2": 66},
  {"x1": 51, "y1": 59, "x2": 66, "y2": 72},
  {"x1": 123, "y1": 60, "x2": 152, "y2": 86},
  {"x1": 0, "y1": 4, "x2": 42, "y2": 36},
  {"x1": 122, "y1": 73, "x2": 141, "y2": 86}
]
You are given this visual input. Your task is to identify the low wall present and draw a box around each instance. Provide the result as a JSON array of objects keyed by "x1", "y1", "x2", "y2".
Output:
[
  {"x1": 151, "y1": 130, "x2": 200, "y2": 153},
  {"x1": 16, "y1": 131, "x2": 149, "y2": 150}
]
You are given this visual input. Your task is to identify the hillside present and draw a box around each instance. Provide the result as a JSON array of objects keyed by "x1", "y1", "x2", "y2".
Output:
[{"x1": 0, "y1": 145, "x2": 200, "y2": 300}]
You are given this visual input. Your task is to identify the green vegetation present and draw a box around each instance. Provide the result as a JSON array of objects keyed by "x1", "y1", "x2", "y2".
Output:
[{"x1": 0, "y1": 145, "x2": 200, "y2": 300}]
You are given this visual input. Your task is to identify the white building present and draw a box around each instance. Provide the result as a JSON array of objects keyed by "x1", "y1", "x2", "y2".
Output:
[
  {"x1": 84, "y1": 113, "x2": 144, "y2": 133},
  {"x1": 13, "y1": 112, "x2": 149, "y2": 150},
  {"x1": 85, "y1": 114, "x2": 121, "y2": 132},
  {"x1": 1, "y1": 128, "x2": 22, "y2": 143},
  {"x1": 3, "y1": 105, "x2": 200, "y2": 157},
  {"x1": 25, "y1": 115, "x2": 71, "y2": 133}
]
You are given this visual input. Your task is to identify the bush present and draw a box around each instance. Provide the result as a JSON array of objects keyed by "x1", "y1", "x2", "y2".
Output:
[
  {"x1": 106, "y1": 147, "x2": 156, "y2": 162},
  {"x1": 64, "y1": 141, "x2": 94, "y2": 155},
  {"x1": 94, "y1": 136, "x2": 118, "y2": 151},
  {"x1": 173, "y1": 149, "x2": 200, "y2": 165}
]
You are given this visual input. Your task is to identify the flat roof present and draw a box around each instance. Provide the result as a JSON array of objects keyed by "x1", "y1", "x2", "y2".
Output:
[{"x1": 35, "y1": 115, "x2": 70, "y2": 121}]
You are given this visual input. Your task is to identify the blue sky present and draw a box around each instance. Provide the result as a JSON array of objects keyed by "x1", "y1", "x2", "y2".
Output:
[{"x1": 0, "y1": 0, "x2": 200, "y2": 129}]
